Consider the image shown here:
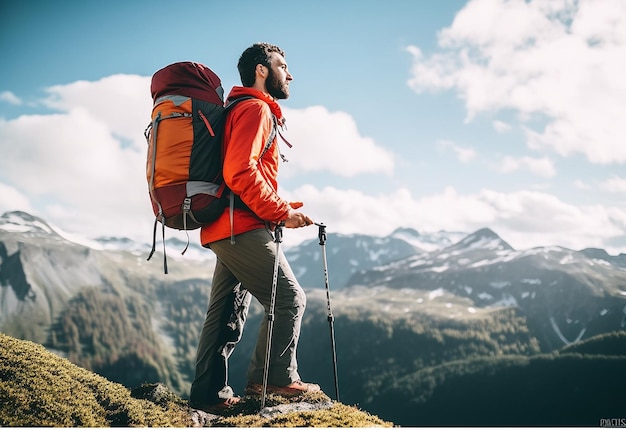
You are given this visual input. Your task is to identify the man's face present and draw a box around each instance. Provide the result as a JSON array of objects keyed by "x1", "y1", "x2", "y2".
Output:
[{"x1": 266, "y1": 53, "x2": 293, "y2": 100}]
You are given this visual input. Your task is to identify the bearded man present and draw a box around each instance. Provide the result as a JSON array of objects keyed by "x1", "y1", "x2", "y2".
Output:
[{"x1": 189, "y1": 42, "x2": 320, "y2": 413}]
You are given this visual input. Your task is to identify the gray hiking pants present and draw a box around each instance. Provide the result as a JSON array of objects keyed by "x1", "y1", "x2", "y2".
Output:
[{"x1": 189, "y1": 227, "x2": 306, "y2": 405}]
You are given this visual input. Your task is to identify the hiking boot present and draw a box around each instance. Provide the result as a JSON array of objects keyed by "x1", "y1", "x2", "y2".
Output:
[
  {"x1": 190, "y1": 396, "x2": 241, "y2": 414},
  {"x1": 245, "y1": 380, "x2": 321, "y2": 398}
]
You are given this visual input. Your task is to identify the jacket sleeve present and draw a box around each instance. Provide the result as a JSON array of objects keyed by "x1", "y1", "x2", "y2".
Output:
[{"x1": 222, "y1": 100, "x2": 291, "y2": 222}]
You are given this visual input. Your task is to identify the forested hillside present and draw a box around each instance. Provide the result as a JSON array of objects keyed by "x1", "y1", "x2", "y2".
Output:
[{"x1": 372, "y1": 332, "x2": 626, "y2": 426}]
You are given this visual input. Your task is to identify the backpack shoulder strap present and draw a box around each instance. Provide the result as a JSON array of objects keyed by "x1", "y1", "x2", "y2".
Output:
[
  {"x1": 225, "y1": 96, "x2": 277, "y2": 160},
  {"x1": 224, "y1": 95, "x2": 252, "y2": 110},
  {"x1": 260, "y1": 115, "x2": 278, "y2": 159}
]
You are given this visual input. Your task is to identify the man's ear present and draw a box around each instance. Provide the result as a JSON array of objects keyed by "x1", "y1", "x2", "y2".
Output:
[{"x1": 256, "y1": 64, "x2": 267, "y2": 78}]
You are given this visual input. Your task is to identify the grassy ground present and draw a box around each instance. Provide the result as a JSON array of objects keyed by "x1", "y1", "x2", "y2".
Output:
[{"x1": 0, "y1": 333, "x2": 392, "y2": 427}]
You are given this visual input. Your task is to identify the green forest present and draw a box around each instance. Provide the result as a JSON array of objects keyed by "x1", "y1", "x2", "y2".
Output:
[{"x1": 375, "y1": 344, "x2": 626, "y2": 426}]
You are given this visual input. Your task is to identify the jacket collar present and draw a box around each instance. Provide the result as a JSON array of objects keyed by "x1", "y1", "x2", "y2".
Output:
[{"x1": 227, "y1": 86, "x2": 284, "y2": 124}]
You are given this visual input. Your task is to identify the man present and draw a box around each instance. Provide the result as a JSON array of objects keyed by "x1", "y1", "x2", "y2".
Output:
[{"x1": 189, "y1": 42, "x2": 320, "y2": 413}]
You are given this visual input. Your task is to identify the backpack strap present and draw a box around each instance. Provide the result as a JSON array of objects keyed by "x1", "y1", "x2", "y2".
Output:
[
  {"x1": 145, "y1": 112, "x2": 170, "y2": 274},
  {"x1": 262, "y1": 116, "x2": 278, "y2": 159},
  {"x1": 224, "y1": 95, "x2": 254, "y2": 111}
]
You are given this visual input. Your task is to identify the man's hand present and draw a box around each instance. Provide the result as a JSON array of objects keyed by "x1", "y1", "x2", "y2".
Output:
[{"x1": 284, "y1": 208, "x2": 314, "y2": 229}]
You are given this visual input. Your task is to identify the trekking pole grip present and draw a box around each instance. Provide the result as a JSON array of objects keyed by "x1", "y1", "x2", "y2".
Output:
[
  {"x1": 316, "y1": 222, "x2": 327, "y2": 245},
  {"x1": 275, "y1": 222, "x2": 284, "y2": 243}
]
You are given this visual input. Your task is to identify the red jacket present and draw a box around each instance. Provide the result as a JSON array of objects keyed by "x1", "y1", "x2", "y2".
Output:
[{"x1": 200, "y1": 86, "x2": 291, "y2": 245}]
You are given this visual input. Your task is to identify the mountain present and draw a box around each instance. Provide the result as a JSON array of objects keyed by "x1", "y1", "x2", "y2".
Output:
[
  {"x1": 348, "y1": 227, "x2": 626, "y2": 351},
  {"x1": 2, "y1": 210, "x2": 626, "y2": 426},
  {"x1": 0, "y1": 210, "x2": 210, "y2": 260},
  {"x1": 285, "y1": 227, "x2": 466, "y2": 289},
  {"x1": 0, "y1": 210, "x2": 212, "y2": 393},
  {"x1": 388, "y1": 226, "x2": 468, "y2": 252},
  {"x1": 580, "y1": 247, "x2": 626, "y2": 268}
]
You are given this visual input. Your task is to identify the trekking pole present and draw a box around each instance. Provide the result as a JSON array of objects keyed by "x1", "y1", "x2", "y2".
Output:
[
  {"x1": 316, "y1": 222, "x2": 340, "y2": 401},
  {"x1": 261, "y1": 222, "x2": 284, "y2": 409}
]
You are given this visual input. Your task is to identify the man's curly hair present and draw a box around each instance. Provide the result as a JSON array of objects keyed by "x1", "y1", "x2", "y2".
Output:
[{"x1": 237, "y1": 42, "x2": 286, "y2": 87}]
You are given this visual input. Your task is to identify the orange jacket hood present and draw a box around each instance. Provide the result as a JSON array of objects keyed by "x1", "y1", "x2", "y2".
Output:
[{"x1": 227, "y1": 86, "x2": 285, "y2": 126}]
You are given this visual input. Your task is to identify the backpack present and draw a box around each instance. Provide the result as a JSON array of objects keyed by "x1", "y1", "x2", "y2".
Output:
[{"x1": 144, "y1": 61, "x2": 276, "y2": 273}]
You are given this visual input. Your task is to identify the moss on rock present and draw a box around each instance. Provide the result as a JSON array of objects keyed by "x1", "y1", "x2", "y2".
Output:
[
  {"x1": 0, "y1": 333, "x2": 188, "y2": 427},
  {"x1": 0, "y1": 333, "x2": 392, "y2": 427}
]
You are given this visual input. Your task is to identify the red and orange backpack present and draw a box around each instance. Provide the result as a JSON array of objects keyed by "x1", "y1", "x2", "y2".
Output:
[{"x1": 145, "y1": 62, "x2": 276, "y2": 273}]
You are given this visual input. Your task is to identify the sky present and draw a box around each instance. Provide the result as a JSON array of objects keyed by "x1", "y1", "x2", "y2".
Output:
[{"x1": 1, "y1": 0, "x2": 626, "y2": 254}]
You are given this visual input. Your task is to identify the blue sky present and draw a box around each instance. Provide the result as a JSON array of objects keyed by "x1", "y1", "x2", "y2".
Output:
[{"x1": 1, "y1": 0, "x2": 626, "y2": 254}]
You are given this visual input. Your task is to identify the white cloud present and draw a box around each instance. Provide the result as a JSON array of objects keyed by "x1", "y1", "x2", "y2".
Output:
[
  {"x1": 599, "y1": 176, "x2": 626, "y2": 193},
  {"x1": 0, "y1": 183, "x2": 33, "y2": 214},
  {"x1": 281, "y1": 106, "x2": 394, "y2": 177},
  {"x1": 492, "y1": 120, "x2": 511, "y2": 133},
  {"x1": 281, "y1": 184, "x2": 626, "y2": 254},
  {"x1": 406, "y1": 0, "x2": 626, "y2": 164},
  {"x1": 0, "y1": 76, "x2": 155, "y2": 241},
  {"x1": 2, "y1": 72, "x2": 624, "y2": 256},
  {"x1": 0, "y1": 75, "x2": 395, "y2": 243},
  {"x1": 43, "y1": 74, "x2": 152, "y2": 151},
  {"x1": 573, "y1": 179, "x2": 591, "y2": 190},
  {"x1": 0, "y1": 91, "x2": 22, "y2": 105},
  {"x1": 438, "y1": 139, "x2": 476, "y2": 163},
  {"x1": 494, "y1": 155, "x2": 556, "y2": 177}
]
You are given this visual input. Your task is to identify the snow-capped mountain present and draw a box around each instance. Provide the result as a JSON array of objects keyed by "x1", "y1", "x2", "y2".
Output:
[
  {"x1": 285, "y1": 227, "x2": 466, "y2": 289},
  {"x1": 348, "y1": 227, "x2": 626, "y2": 350},
  {"x1": 389, "y1": 227, "x2": 468, "y2": 252},
  {"x1": 3, "y1": 210, "x2": 626, "y2": 354},
  {"x1": 0, "y1": 211, "x2": 211, "y2": 327},
  {"x1": 0, "y1": 211, "x2": 211, "y2": 262},
  {"x1": 0, "y1": 211, "x2": 466, "y2": 282},
  {"x1": 0, "y1": 211, "x2": 63, "y2": 239}
]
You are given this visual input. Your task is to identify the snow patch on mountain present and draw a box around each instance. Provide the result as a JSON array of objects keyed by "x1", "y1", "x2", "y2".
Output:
[
  {"x1": 456, "y1": 228, "x2": 512, "y2": 251},
  {"x1": 521, "y1": 278, "x2": 542, "y2": 285},
  {"x1": 490, "y1": 281, "x2": 511, "y2": 289},
  {"x1": 0, "y1": 211, "x2": 56, "y2": 236},
  {"x1": 428, "y1": 288, "x2": 444, "y2": 300}
]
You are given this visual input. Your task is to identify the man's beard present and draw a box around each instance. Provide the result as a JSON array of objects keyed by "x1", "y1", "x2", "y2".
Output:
[{"x1": 267, "y1": 68, "x2": 289, "y2": 99}]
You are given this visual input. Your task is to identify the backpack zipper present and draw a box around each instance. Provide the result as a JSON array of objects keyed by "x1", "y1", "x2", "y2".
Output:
[{"x1": 198, "y1": 110, "x2": 215, "y2": 136}]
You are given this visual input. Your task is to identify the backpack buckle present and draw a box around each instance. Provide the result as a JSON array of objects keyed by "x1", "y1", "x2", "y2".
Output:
[{"x1": 182, "y1": 197, "x2": 192, "y2": 212}]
